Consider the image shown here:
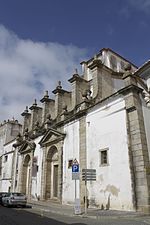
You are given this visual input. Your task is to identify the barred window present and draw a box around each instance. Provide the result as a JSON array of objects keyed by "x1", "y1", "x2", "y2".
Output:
[{"x1": 99, "y1": 148, "x2": 109, "y2": 166}]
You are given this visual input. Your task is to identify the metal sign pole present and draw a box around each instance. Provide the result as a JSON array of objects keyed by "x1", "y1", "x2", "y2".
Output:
[
  {"x1": 82, "y1": 168, "x2": 96, "y2": 215},
  {"x1": 75, "y1": 179, "x2": 77, "y2": 199},
  {"x1": 85, "y1": 179, "x2": 87, "y2": 215},
  {"x1": 72, "y1": 159, "x2": 81, "y2": 215}
]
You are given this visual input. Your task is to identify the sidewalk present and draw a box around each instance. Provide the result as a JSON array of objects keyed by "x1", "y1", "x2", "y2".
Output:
[{"x1": 27, "y1": 200, "x2": 148, "y2": 220}]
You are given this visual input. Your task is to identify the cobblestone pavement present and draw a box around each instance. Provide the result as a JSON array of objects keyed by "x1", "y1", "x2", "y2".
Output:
[
  {"x1": 26, "y1": 200, "x2": 150, "y2": 225},
  {"x1": 25, "y1": 207, "x2": 150, "y2": 225}
]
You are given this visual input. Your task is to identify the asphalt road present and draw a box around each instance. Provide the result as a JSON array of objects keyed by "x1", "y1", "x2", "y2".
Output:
[
  {"x1": 0, "y1": 205, "x2": 150, "y2": 225},
  {"x1": 0, "y1": 205, "x2": 86, "y2": 225}
]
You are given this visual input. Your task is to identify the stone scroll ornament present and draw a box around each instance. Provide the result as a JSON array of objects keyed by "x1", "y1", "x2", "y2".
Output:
[{"x1": 143, "y1": 90, "x2": 150, "y2": 107}]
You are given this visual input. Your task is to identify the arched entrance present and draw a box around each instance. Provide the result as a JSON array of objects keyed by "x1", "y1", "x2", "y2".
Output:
[
  {"x1": 45, "y1": 146, "x2": 59, "y2": 199},
  {"x1": 22, "y1": 154, "x2": 31, "y2": 195}
]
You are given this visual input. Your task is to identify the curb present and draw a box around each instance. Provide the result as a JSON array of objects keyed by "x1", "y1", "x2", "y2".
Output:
[{"x1": 30, "y1": 205, "x2": 144, "y2": 220}]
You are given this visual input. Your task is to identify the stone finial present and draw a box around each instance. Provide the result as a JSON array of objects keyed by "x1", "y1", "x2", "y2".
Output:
[
  {"x1": 44, "y1": 90, "x2": 49, "y2": 98},
  {"x1": 33, "y1": 99, "x2": 37, "y2": 106},
  {"x1": 57, "y1": 81, "x2": 62, "y2": 89},
  {"x1": 25, "y1": 106, "x2": 29, "y2": 113},
  {"x1": 75, "y1": 68, "x2": 78, "y2": 74},
  {"x1": 21, "y1": 105, "x2": 30, "y2": 116}
]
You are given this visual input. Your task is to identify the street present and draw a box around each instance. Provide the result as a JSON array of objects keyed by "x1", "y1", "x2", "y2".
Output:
[{"x1": 0, "y1": 205, "x2": 150, "y2": 225}]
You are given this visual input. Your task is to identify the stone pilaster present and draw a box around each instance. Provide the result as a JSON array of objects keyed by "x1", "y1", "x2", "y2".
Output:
[
  {"x1": 40, "y1": 91, "x2": 55, "y2": 123},
  {"x1": 52, "y1": 82, "x2": 71, "y2": 118},
  {"x1": 88, "y1": 58, "x2": 103, "y2": 101},
  {"x1": 29, "y1": 152, "x2": 33, "y2": 200},
  {"x1": 88, "y1": 57, "x2": 113, "y2": 101},
  {"x1": 79, "y1": 116, "x2": 87, "y2": 205},
  {"x1": 58, "y1": 144, "x2": 63, "y2": 203},
  {"x1": 19, "y1": 155, "x2": 26, "y2": 193},
  {"x1": 68, "y1": 72, "x2": 89, "y2": 109},
  {"x1": 21, "y1": 106, "x2": 31, "y2": 131},
  {"x1": 40, "y1": 147, "x2": 47, "y2": 200},
  {"x1": 29, "y1": 100, "x2": 42, "y2": 130},
  {"x1": 123, "y1": 72, "x2": 150, "y2": 213},
  {"x1": 10, "y1": 148, "x2": 17, "y2": 192}
]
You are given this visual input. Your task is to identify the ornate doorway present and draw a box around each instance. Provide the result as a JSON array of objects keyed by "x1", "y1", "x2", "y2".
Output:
[
  {"x1": 22, "y1": 154, "x2": 31, "y2": 195},
  {"x1": 45, "y1": 146, "x2": 58, "y2": 199}
]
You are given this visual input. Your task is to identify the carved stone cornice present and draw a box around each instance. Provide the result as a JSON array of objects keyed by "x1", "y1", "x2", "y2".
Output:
[
  {"x1": 68, "y1": 74, "x2": 88, "y2": 83},
  {"x1": 40, "y1": 90, "x2": 55, "y2": 103},
  {"x1": 52, "y1": 88, "x2": 70, "y2": 95},
  {"x1": 88, "y1": 59, "x2": 103, "y2": 70}
]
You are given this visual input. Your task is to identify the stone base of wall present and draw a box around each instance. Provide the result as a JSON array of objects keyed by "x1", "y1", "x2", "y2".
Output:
[{"x1": 138, "y1": 205, "x2": 150, "y2": 214}]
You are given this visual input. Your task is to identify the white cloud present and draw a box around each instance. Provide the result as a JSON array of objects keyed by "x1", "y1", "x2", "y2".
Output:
[
  {"x1": 128, "y1": 0, "x2": 150, "y2": 13},
  {"x1": 0, "y1": 25, "x2": 88, "y2": 123}
]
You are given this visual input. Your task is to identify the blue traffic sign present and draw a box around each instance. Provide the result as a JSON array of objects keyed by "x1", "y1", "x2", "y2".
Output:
[{"x1": 72, "y1": 164, "x2": 79, "y2": 173}]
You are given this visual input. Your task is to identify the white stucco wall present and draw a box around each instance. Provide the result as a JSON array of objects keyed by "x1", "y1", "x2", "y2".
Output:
[
  {"x1": 1, "y1": 180, "x2": 11, "y2": 192},
  {"x1": 62, "y1": 120, "x2": 80, "y2": 205},
  {"x1": 31, "y1": 136, "x2": 43, "y2": 200},
  {"x1": 86, "y1": 98, "x2": 133, "y2": 211},
  {"x1": 1, "y1": 140, "x2": 15, "y2": 192}
]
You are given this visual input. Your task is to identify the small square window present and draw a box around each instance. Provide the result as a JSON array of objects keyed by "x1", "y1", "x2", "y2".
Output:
[
  {"x1": 68, "y1": 159, "x2": 73, "y2": 169},
  {"x1": 99, "y1": 148, "x2": 109, "y2": 166}
]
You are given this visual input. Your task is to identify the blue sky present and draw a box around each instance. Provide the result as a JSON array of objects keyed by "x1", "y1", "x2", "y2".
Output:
[{"x1": 0, "y1": 0, "x2": 150, "y2": 121}]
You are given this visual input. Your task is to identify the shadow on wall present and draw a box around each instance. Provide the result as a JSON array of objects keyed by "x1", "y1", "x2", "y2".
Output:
[{"x1": 100, "y1": 184, "x2": 120, "y2": 210}]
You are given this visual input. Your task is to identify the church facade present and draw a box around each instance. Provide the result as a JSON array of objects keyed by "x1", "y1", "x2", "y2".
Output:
[{"x1": 1, "y1": 48, "x2": 150, "y2": 213}]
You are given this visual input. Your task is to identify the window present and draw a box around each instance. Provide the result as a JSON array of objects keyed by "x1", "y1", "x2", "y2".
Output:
[
  {"x1": 68, "y1": 159, "x2": 73, "y2": 168},
  {"x1": 99, "y1": 148, "x2": 109, "y2": 166},
  {"x1": 4, "y1": 155, "x2": 8, "y2": 162}
]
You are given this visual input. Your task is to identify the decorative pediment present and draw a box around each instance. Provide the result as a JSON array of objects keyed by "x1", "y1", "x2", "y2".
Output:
[
  {"x1": 39, "y1": 128, "x2": 66, "y2": 146},
  {"x1": 18, "y1": 140, "x2": 36, "y2": 154}
]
